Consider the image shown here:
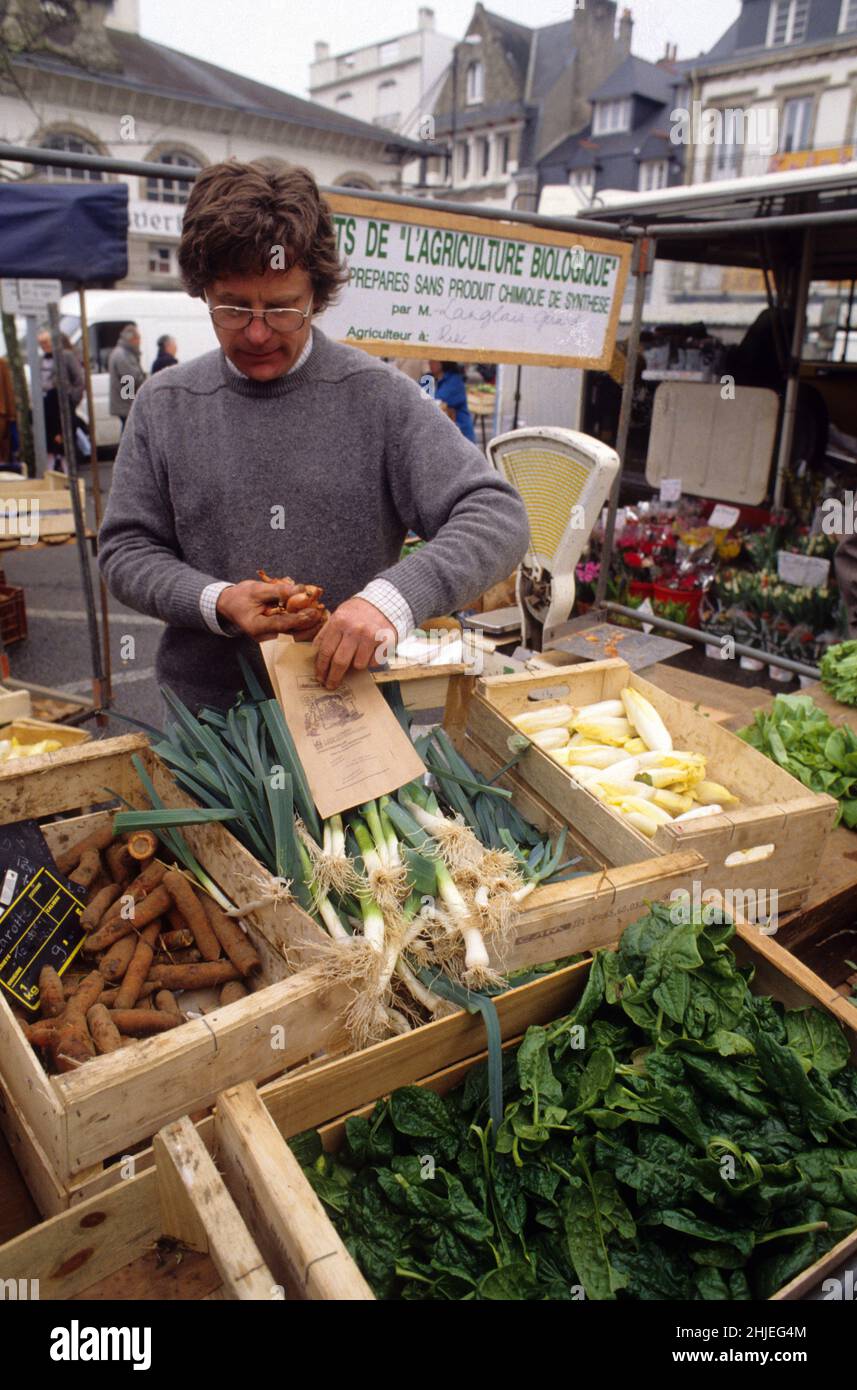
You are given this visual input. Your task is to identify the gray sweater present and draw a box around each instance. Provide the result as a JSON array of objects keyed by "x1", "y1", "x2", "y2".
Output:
[{"x1": 98, "y1": 329, "x2": 529, "y2": 713}]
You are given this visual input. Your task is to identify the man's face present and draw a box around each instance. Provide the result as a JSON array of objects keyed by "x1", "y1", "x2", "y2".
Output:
[
  {"x1": 38, "y1": 332, "x2": 51, "y2": 353},
  {"x1": 207, "y1": 264, "x2": 313, "y2": 382}
]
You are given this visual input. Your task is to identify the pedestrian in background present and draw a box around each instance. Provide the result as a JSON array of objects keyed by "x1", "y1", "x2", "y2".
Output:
[
  {"x1": 109, "y1": 323, "x2": 146, "y2": 433},
  {"x1": 152, "y1": 334, "x2": 178, "y2": 374},
  {"x1": 0, "y1": 356, "x2": 17, "y2": 468},
  {"x1": 428, "y1": 359, "x2": 476, "y2": 443},
  {"x1": 37, "y1": 329, "x2": 85, "y2": 471}
]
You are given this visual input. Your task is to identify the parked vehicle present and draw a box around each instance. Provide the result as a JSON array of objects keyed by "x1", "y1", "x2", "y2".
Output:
[{"x1": 59, "y1": 290, "x2": 213, "y2": 448}]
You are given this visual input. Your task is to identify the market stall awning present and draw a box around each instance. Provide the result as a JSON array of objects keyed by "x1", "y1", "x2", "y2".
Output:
[
  {"x1": 0, "y1": 181, "x2": 128, "y2": 283},
  {"x1": 573, "y1": 162, "x2": 857, "y2": 279}
]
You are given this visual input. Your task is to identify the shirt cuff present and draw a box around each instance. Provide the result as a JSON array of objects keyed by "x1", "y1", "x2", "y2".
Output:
[
  {"x1": 200, "y1": 581, "x2": 238, "y2": 636},
  {"x1": 356, "y1": 579, "x2": 415, "y2": 646}
]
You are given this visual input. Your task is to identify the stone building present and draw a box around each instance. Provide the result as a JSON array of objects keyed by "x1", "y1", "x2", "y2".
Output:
[{"x1": 0, "y1": 0, "x2": 425, "y2": 289}]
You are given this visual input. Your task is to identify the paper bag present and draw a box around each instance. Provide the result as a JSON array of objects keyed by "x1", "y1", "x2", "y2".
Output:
[{"x1": 269, "y1": 639, "x2": 425, "y2": 819}]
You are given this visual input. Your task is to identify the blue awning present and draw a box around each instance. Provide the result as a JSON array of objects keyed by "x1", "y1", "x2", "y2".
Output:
[{"x1": 0, "y1": 181, "x2": 128, "y2": 283}]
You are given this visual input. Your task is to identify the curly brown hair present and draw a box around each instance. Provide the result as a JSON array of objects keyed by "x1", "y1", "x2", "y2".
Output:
[{"x1": 178, "y1": 157, "x2": 348, "y2": 309}]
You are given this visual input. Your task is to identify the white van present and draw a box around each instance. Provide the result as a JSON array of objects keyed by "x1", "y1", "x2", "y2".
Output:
[{"x1": 59, "y1": 290, "x2": 214, "y2": 447}]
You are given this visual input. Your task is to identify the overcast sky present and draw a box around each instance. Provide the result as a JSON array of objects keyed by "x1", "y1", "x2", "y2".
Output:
[{"x1": 138, "y1": 0, "x2": 742, "y2": 99}]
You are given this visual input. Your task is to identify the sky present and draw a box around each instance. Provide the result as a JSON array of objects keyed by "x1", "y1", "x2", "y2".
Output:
[{"x1": 138, "y1": 0, "x2": 742, "y2": 99}]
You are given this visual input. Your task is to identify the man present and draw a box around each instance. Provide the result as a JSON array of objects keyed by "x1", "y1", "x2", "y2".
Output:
[
  {"x1": 98, "y1": 158, "x2": 530, "y2": 713},
  {"x1": 151, "y1": 335, "x2": 178, "y2": 374},
  {"x1": 108, "y1": 324, "x2": 146, "y2": 433}
]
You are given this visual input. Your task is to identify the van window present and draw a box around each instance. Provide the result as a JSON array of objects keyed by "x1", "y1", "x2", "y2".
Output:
[{"x1": 90, "y1": 320, "x2": 136, "y2": 372}]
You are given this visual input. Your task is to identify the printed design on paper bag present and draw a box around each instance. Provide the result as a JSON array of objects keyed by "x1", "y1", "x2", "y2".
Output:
[{"x1": 304, "y1": 687, "x2": 361, "y2": 744}]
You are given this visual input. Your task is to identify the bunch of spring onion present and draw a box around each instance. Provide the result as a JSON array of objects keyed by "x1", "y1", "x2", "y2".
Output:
[
  {"x1": 511, "y1": 687, "x2": 741, "y2": 838},
  {"x1": 119, "y1": 658, "x2": 581, "y2": 1043}
]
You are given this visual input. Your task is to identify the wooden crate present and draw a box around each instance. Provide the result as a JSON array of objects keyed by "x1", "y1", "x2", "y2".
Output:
[
  {"x1": 0, "y1": 733, "x2": 348, "y2": 1204},
  {"x1": 210, "y1": 921, "x2": 857, "y2": 1303},
  {"x1": 0, "y1": 1110, "x2": 282, "y2": 1300},
  {"x1": 0, "y1": 470, "x2": 86, "y2": 541},
  {"x1": 469, "y1": 658, "x2": 838, "y2": 916}
]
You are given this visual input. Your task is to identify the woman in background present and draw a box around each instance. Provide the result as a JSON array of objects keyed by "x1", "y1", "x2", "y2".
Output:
[{"x1": 428, "y1": 359, "x2": 476, "y2": 443}]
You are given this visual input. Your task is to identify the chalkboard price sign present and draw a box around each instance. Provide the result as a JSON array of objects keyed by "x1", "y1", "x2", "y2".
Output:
[{"x1": 0, "y1": 819, "x2": 86, "y2": 1012}]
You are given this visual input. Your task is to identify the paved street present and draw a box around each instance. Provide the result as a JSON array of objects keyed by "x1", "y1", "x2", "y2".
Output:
[{"x1": 2, "y1": 460, "x2": 166, "y2": 737}]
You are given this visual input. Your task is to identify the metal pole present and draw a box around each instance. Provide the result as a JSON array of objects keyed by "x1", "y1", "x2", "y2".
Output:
[
  {"x1": 602, "y1": 602, "x2": 820, "y2": 680},
  {"x1": 78, "y1": 286, "x2": 113, "y2": 703},
  {"x1": 48, "y1": 303, "x2": 107, "y2": 718},
  {"x1": 645, "y1": 206, "x2": 857, "y2": 238},
  {"x1": 595, "y1": 235, "x2": 655, "y2": 606},
  {"x1": 773, "y1": 228, "x2": 814, "y2": 511},
  {"x1": 25, "y1": 318, "x2": 48, "y2": 476},
  {"x1": 0, "y1": 143, "x2": 640, "y2": 241},
  {"x1": 840, "y1": 276, "x2": 856, "y2": 364}
]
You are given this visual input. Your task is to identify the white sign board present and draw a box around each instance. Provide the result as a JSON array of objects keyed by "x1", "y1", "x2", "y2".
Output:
[
  {"x1": 319, "y1": 194, "x2": 631, "y2": 368},
  {"x1": 127, "y1": 200, "x2": 185, "y2": 240},
  {"x1": 777, "y1": 551, "x2": 831, "y2": 588},
  {"x1": 659, "y1": 478, "x2": 682, "y2": 503},
  {"x1": 1, "y1": 278, "x2": 62, "y2": 315},
  {"x1": 708, "y1": 504, "x2": 741, "y2": 530}
]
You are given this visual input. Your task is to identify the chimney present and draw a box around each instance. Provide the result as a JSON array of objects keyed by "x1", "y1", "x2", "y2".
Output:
[
  {"x1": 658, "y1": 40, "x2": 678, "y2": 66},
  {"x1": 105, "y1": 0, "x2": 140, "y2": 32},
  {"x1": 314, "y1": 41, "x2": 330, "y2": 61},
  {"x1": 418, "y1": 7, "x2": 435, "y2": 29},
  {"x1": 619, "y1": 7, "x2": 633, "y2": 55}
]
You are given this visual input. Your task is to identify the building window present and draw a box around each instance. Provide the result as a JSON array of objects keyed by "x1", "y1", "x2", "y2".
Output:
[
  {"x1": 379, "y1": 39, "x2": 400, "y2": 64},
  {"x1": 38, "y1": 131, "x2": 104, "y2": 181},
  {"x1": 781, "y1": 95, "x2": 813, "y2": 152},
  {"x1": 466, "y1": 61, "x2": 484, "y2": 105},
  {"x1": 148, "y1": 244, "x2": 176, "y2": 277},
  {"x1": 456, "y1": 140, "x2": 470, "y2": 181},
  {"x1": 711, "y1": 133, "x2": 743, "y2": 180},
  {"x1": 767, "y1": 0, "x2": 810, "y2": 47},
  {"x1": 335, "y1": 91, "x2": 353, "y2": 106},
  {"x1": 568, "y1": 167, "x2": 595, "y2": 194},
  {"x1": 840, "y1": 0, "x2": 857, "y2": 30},
  {"x1": 336, "y1": 55, "x2": 355, "y2": 77},
  {"x1": 477, "y1": 136, "x2": 491, "y2": 177},
  {"x1": 497, "y1": 133, "x2": 511, "y2": 172},
  {"x1": 592, "y1": 98, "x2": 631, "y2": 135},
  {"x1": 638, "y1": 158, "x2": 669, "y2": 192},
  {"x1": 375, "y1": 78, "x2": 399, "y2": 128},
  {"x1": 145, "y1": 150, "x2": 199, "y2": 205}
]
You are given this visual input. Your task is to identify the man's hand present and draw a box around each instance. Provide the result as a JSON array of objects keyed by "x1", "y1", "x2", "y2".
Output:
[
  {"x1": 216, "y1": 581, "x2": 326, "y2": 643},
  {"x1": 313, "y1": 597, "x2": 395, "y2": 690}
]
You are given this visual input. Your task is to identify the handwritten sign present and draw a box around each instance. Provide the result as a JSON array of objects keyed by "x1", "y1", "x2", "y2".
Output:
[
  {"x1": 659, "y1": 478, "x2": 682, "y2": 504},
  {"x1": 777, "y1": 551, "x2": 831, "y2": 588},
  {"x1": 319, "y1": 194, "x2": 631, "y2": 369},
  {"x1": 708, "y1": 504, "x2": 741, "y2": 530}
]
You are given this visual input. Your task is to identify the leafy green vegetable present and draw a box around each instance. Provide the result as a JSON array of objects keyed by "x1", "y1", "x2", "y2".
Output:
[
  {"x1": 820, "y1": 640, "x2": 857, "y2": 707},
  {"x1": 294, "y1": 906, "x2": 857, "y2": 1301},
  {"x1": 739, "y1": 693, "x2": 857, "y2": 829}
]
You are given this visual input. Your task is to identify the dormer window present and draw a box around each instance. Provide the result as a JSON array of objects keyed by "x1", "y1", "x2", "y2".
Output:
[
  {"x1": 592, "y1": 98, "x2": 631, "y2": 135},
  {"x1": 466, "y1": 61, "x2": 484, "y2": 104},
  {"x1": 767, "y1": 0, "x2": 810, "y2": 47}
]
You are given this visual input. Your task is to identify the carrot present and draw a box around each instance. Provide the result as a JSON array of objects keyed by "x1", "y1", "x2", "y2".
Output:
[
  {"x1": 161, "y1": 927, "x2": 193, "y2": 951},
  {"x1": 155, "y1": 990, "x2": 182, "y2": 1016},
  {"x1": 54, "y1": 824, "x2": 115, "y2": 875},
  {"x1": 110, "y1": 1009, "x2": 182, "y2": 1036},
  {"x1": 105, "y1": 841, "x2": 134, "y2": 886},
  {"x1": 38, "y1": 966, "x2": 66, "y2": 1018},
  {"x1": 113, "y1": 920, "x2": 162, "y2": 1010},
  {"x1": 199, "y1": 894, "x2": 261, "y2": 977},
  {"x1": 51, "y1": 971, "x2": 103, "y2": 1072},
  {"x1": 68, "y1": 849, "x2": 102, "y2": 890},
  {"x1": 85, "y1": 884, "x2": 172, "y2": 953},
  {"x1": 101, "y1": 980, "x2": 157, "y2": 1007},
  {"x1": 146, "y1": 962, "x2": 240, "y2": 989},
  {"x1": 25, "y1": 1019, "x2": 60, "y2": 1047},
  {"x1": 87, "y1": 1003, "x2": 123, "y2": 1054},
  {"x1": 153, "y1": 948, "x2": 201, "y2": 965},
  {"x1": 85, "y1": 870, "x2": 112, "y2": 901},
  {"x1": 97, "y1": 932, "x2": 137, "y2": 982},
  {"x1": 220, "y1": 981, "x2": 248, "y2": 1006},
  {"x1": 80, "y1": 882, "x2": 122, "y2": 933},
  {"x1": 98, "y1": 860, "x2": 167, "y2": 931},
  {"x1": 163, "y1": 871, "x2": 220, "y2": 962},
  {"x1": 127, "y1": 830, "x2": 157, "y2": 862}
]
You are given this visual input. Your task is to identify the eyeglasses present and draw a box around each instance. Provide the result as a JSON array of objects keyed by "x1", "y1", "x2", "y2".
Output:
[{"x1": 208, "y1": 298, "x2": 313, "y2": 333}]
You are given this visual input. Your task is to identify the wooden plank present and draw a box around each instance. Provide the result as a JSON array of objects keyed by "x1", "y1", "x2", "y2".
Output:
[
  {"x1": 0, "y1": 732, "x2": 148, "y2": 815},
  {"x1": 773, "y1": 1224, "x2": 857, "y2": 1301},
  {"x1": 0, "y1": 1168, "x2": 161, "y2": 1299},
  {"x1": 501, "y1": 851, "x2": 706, "y2": 969},
  {"x1": 216, "y1": 1082, "x2": 373, "y2": 1301},
  {"x1": 0, "y1": 1071, "x2": 69, "y2": 1219},
  {"x1": 261, "y1": 962, "x2": 589, "y2": 1143},
  {"x1": 0, "y1": 991, "x2": 65, "y2": 1180},
  {"x1": 71, "y1": 1247, "x2": 222, "y2": 1301},
  {"x1": 477, "y1": 658, "x2": 622, "y2": 715},
  {"x1": 153, "y1": 1114, "x2": 274, "y2": 1300},
  {"x1": 57, "y1": 972, "x2": 351, "y2": 1173}
]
